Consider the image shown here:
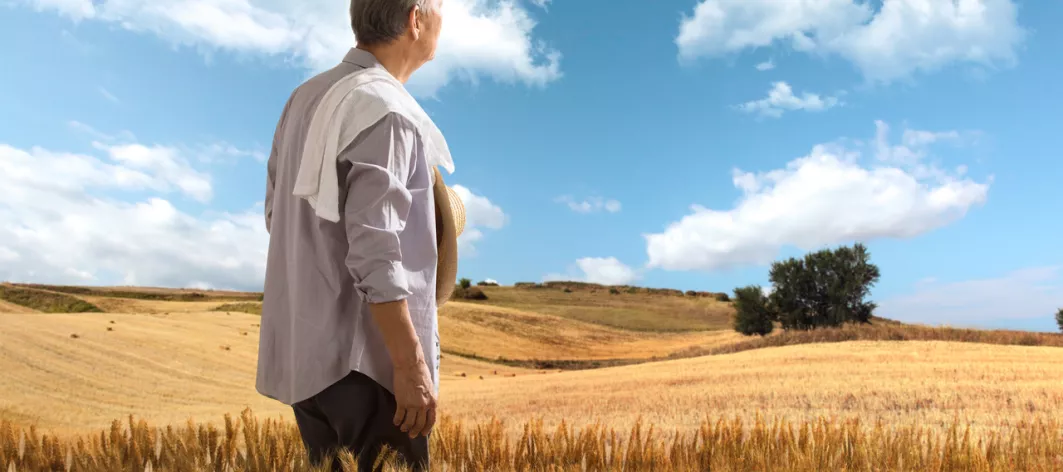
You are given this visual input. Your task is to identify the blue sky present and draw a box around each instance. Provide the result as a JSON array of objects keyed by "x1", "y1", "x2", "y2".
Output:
[{"x1": 1, "y1": 0, "x2": 1060, "y2": 331}]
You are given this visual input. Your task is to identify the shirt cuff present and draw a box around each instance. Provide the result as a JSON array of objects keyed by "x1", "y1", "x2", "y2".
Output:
[{"x1": 355, "y1": 260, "x2": 413, "y2": 304}]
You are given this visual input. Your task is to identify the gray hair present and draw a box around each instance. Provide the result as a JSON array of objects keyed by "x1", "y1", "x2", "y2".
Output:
[{"x1": 350, "y1": 0, "x2": 435, "y2": 46}]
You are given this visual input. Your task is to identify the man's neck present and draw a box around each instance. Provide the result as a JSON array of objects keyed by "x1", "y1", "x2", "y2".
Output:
[{"x1": 356, "y1": 44, "x2": 418, "y2": 83}]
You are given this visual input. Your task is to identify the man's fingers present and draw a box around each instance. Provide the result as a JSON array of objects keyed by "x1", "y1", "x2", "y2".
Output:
[
  {"x1": 399, "y1": 407, "x2": 419, "y2": 433},
  {"x1": 423, "y1": 407, "x2": 437, "y2": 436},
  {"x1": 393, "y1": 405, "x2": 406, "y2": 427},
  {"x1": 408, "y1": 408, "x2": 428, "y2": 438}
]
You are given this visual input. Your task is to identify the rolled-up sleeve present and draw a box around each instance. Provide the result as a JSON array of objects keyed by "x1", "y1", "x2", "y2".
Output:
[{"x1": 341, "y1": 113, "x2": 420, "y2": 304}]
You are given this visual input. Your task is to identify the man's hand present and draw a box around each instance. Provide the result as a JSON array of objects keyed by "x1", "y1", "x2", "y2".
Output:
[
  {"x1": 369, "y1": 299, "x2": 438, "y2": 438},
  {"x1": 392, "y1": 358, "x2": 437, "y2": 438}
]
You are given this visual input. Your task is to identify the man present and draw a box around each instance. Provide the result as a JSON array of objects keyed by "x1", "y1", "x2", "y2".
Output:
[{"x1": 256, "y1": 0, "x2": 448, "y2": 470}]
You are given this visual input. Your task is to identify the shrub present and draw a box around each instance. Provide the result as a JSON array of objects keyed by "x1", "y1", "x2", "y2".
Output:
[
  {"x1": 732, "y1": 285, "x2": 775, "y2": 336},
  {"x1": 458, "y1": 278, "x2": 472, "y2": 290},
  {"x1": 0, "y1": 285, "x2": 102, "y2": 313},
  {"x1": 212, "y1": 303, "x2": 262, "y2": 315},
  {"x1": 685, "y1": 290, "x2": 697, "y2": 297},
  {"x1": 1056, "y1": 308, "x2": 1063, "y2": 333},
  {"x1": 608, "y1": 288, "x2": 620, "y2": 295},
  {"x1": 714, "y1": 292, "x2": 730, "y2": 302},
  {"x1": 769, "y1": 243, "x2": 879, "y2": 331},
  {"x1": 451, "y1": 286, "x2": 488, "y2": 301},
  {"x1": 477, "y1": 280, "x2": 499, "y2": 287},
  {"x1": 11, "y1": 283, "x2": 258, "y2": 302}
]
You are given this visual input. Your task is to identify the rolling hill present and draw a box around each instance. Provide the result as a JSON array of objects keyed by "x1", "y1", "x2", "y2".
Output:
[{"x1": 1, "y1": 281, "x2": 1062, "y2": 441}]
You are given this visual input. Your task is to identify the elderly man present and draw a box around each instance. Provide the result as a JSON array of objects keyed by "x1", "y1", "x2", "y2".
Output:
[{"x1": 256, "y1": 0, "x2": 448, "y2": 470}]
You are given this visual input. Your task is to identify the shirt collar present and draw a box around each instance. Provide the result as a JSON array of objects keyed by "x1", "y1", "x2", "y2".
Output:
[{"x1": 342, "y1": 48, "x2": 384, "y2": 70}]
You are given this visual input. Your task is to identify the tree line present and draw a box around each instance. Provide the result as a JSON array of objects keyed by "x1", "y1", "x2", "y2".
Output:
[
  {"x1": 732, "y1": 243, "x2": 881, "y2": 336},
  {"x1": 734, "y1": 243, "x2": 1063, "y2": 335}
]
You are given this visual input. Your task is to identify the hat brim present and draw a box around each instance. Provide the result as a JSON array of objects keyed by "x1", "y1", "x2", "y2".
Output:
[{"x1": 433, "y1": 167, "x2": 459, "y2": 308}]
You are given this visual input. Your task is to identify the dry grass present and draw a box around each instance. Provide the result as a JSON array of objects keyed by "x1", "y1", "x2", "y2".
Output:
[
  {"x1": 9, "y1": 283, "x2": 261, "y2": 302},
  {"x1": 0, "y1": 311, "x2": 286, "y2": 436},
  {"x1": 4, "y1": 310, "x2": 1061, "y2": 444},
  {"x1": 2, "y1": 410, "x2": 1061, "y2": 471},
  {"x1": 212, "y1": 303, "x2": 263, "y2": 315},
  {"x1": 0, "y1": 284, "x2": 102, "y2": 313},
  {"x1": 468, "y1": 285, "x2": 734, "y2": 332},
  {"x1": 439, "y1": 301, "x2": 741, "y2": 361},
  {"x1": 439, "y1": 341, "x2": 1063, "y2": 439},
  {"x1": 0, "y1": 299, "x2": 38, "y2": 314},
  {"x1": 669, "y1": 323, "x2": 1063, "y2": 359},
  {"x1": 3, "y1": 284, "x2": 1063, "y2": 470},
  {"x1": 72, "y1": 297, "x2": 239, "y2": 314}
]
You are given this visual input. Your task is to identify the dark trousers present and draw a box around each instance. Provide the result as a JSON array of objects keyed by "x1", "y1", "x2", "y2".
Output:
[{"x1": 292, "y1": 370, "x2": 429, "y2": 472}]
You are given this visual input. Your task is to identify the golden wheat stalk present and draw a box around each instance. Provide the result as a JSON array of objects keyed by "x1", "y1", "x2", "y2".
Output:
[{"x1": 1, "y1": 408, "x2": 1061, "y2": 471}]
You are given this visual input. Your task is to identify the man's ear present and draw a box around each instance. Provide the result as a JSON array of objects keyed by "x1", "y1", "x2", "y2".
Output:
[{"x1": 408, "y1": 6, "x2": 422, "y2": 40}]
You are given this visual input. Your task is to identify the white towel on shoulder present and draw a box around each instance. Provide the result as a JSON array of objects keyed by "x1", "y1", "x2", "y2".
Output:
[{"x1": 293, "y1": 66, "x2": 454, "y2": 223}]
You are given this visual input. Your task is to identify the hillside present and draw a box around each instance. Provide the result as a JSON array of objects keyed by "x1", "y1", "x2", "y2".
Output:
[
  {"x1": 465, "y1": 282, "x2": 734, "y2": 331},
  {"x1": 2, "y1": 309, "x2": 1061, "y2": 438},
  {"x1": 2, "y1": 282, "x2": 1062, "y2": 441}
]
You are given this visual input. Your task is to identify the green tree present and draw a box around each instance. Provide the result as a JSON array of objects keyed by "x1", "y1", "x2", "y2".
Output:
[
  {"x1": 769, "y1": 243, "x2": 880, "y2": 330},
  {"x1": 459, "y1": 278, "x2": 471, "y2": 290},
  {"x1": 732, "y1": 285, "x2": 775, "y2": 336},
  {"x1": 1056, "y1": 308, "x2": 1063, "y2": 333}
]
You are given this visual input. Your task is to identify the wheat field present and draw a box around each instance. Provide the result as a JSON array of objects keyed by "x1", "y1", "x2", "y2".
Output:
[
  {"x1": 439, "y1": 301, "x2": 742, "y2": 361},
  {"x1": 2, "y1": 285, "x2": 1063, "y2": 470},
  {"x1": 3, "y1": 310, "x2": 1062, "y2": 440},
  {"x1": 3, "y1": 410, "x2": 1062, "y2": 471}
]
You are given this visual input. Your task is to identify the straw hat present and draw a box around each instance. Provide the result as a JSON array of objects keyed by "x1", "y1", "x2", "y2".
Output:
[{"x1": 432, "y1": 166, "x2": 465, "y2": 307}]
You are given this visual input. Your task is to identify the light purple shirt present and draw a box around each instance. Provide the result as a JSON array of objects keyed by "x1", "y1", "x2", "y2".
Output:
[{"x1": 257, "y1": 48, "x2": 440, "y2": 405}]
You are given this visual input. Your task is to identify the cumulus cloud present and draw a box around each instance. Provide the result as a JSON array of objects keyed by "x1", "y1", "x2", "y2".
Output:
[
  {"x1": 676, "y1": 0, "x2": 1026, "y2": 83},
  {"x1": 24, "y1": 0, "x2": 562, "y2": 96},
  {"x1": 451, "y1": 184, "x2": 506, "y2": 256},
  {"x1": 96, "y1": 142, "x2": 214, "y2": 202},
  {"x1": 644, "y1": 121, "x2": 991, "y2": 271},
  {"x1": 737, "y1": 81, "x2": 842, "y2": 118},
  {"x1": 879, "y1": 267, "x2": 1063, "y2": 330},
  {"x1": 544, "y1": 257, "x2": 639, "y2": 286},
  {"x1": 0, "y1": 139, "x2": 267, "y2": 290},
  {"x1": 555, "y1": 195, "x2": 621, "y2": 214}
]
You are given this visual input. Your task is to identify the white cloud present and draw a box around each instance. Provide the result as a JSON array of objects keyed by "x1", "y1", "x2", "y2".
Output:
[
  {"x1": 25, "y1": 0, "x2": 562, "y2": 96},
  {"x1": 544, "y1": 257, "x2": 639, "y2": 286},
  {"x1": 737, "y1": 81, "x2": 841, "y2": 118},
  {"x1": 755, "y1": 59, "x2": 775, "y2": 71},
  {"x1": 0, "y1": 247, "x2": 19, "y2": 263},
  {"x1": 676, "y1": 0, "x2": 1026, "y2": 83},
  {"x1": 68, "y1": 120, "x2": 136, "y2": 143},
  {"x1": 879, "y1": 267, "x2": 1063, "y2": 330},
  {"x1": 451, "y1": 184, "x2": 506, "y2": 256},
  {"x1": 0, "y1": 140, "x2": 267, "y2": 290},
  {"x1": 644, "y1": 121, "x2": 991, "y2": 271},
  {"x1": 99, "y1": 87, "x2": 119, "y2": 103},
  {"x1": 555, "y1": 196, "x2": 622, "y2": 214},
  {"x1": 199, "y1": 142, "x2": 269, "y2": 163},
  {"x1": 96, "y1": 142, "x2": 214, "y2": 202}
]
